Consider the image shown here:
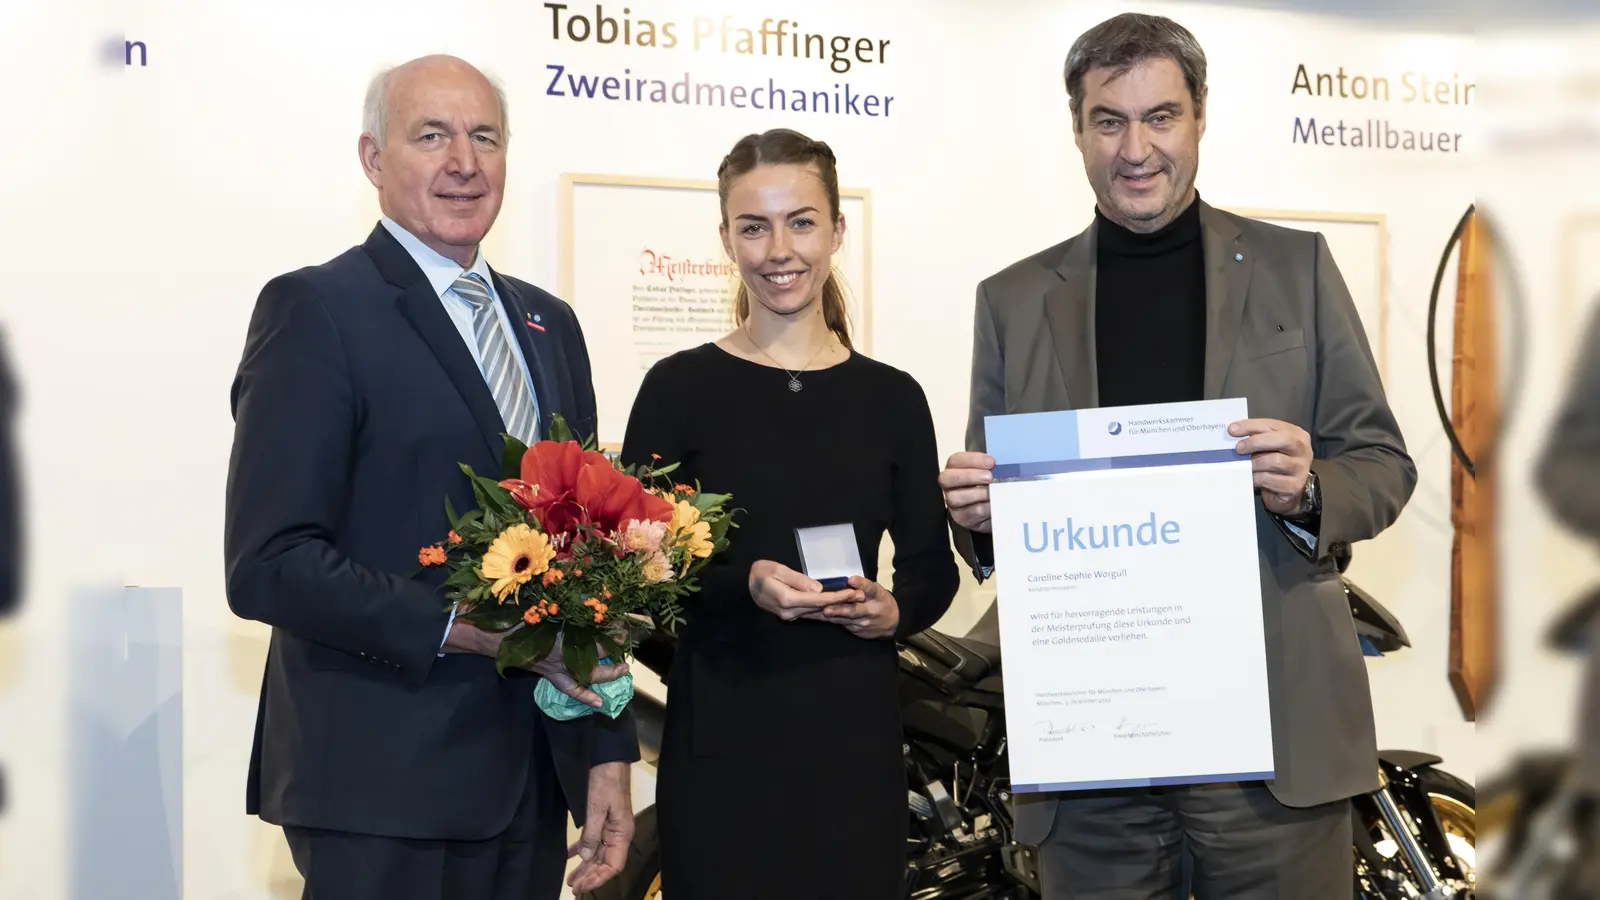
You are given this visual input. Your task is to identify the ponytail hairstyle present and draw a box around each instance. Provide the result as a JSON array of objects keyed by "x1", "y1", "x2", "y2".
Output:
[{"x1": 716, "y1": 128, "x2": 853, "y2": 350}]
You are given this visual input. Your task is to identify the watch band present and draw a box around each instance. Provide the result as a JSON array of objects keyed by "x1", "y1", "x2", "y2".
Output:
[{"x1": 1294, "y1": 471, "x2": 1320, "y2": 521}]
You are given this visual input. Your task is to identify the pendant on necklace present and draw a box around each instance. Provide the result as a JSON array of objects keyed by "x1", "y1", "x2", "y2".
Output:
[{"x1": 788, "y1": 377, "x2": 803, "y2": 392}]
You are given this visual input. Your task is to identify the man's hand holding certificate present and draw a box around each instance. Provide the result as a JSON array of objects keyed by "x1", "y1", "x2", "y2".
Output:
[{"x1": 973, "y1": 398, "x2": 1276, "y2": 794}]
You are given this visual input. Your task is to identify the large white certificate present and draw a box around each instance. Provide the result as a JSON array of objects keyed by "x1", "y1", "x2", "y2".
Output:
[{"x1": 985, "y1": 398, "x2": 1274, "y2": 794}]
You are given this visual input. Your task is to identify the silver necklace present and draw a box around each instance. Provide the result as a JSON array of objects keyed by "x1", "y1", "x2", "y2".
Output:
[{"x1": 745, "y1": 327, "x2": 829, "y2": 392}]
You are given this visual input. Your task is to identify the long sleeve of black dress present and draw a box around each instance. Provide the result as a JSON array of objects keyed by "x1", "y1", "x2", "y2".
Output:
[{"x1": 886, "y1": 369, "x2": 963, "y2": 639}]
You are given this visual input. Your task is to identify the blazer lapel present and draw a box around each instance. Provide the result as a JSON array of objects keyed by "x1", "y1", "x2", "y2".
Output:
[
  {"x1": 363, "y1": 225, "x2": 507, "y2": 461},
  {"x1": 490, "y1": 270, "x2": 561, "y2": 441},
  {"x1": 1043, "y1": 223, "x2": 1099, "y2": 409},
  {"x1": 1199, "y1": 202, "x2": 1252, "y2": 400}
]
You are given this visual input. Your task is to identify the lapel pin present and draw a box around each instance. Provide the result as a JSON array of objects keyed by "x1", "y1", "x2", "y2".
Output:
[
  {"x1": 526, "y1": 313, "x2": 546, "y2": 333},
  {"x1": 1234, "y1": 252, "x2": 1244, "y2": 262}
]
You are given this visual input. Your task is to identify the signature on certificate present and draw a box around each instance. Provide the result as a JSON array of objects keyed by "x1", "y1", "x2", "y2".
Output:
[{"x1": 1034, "y1": 719, "x2": 1096, "y2": 737}]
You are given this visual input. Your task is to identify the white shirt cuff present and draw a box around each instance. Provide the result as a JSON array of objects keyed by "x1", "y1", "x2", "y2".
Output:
[
  {"x1": 1282, "y1": 519, "x2": 1319, "y2": 553},
  {"x1": 438, "y1": 607, "x2": 457, "y2": 657}
]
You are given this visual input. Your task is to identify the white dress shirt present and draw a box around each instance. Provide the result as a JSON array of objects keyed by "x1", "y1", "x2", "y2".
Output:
[
  {"x1": 380, "y1": 217, "x2": 539, "y2": 400},
  {"x1": 379, "y1": 217, "x2": 540, "y2": 655}
]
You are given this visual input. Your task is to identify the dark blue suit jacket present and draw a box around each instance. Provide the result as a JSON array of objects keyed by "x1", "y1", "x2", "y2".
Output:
[{"x1": 224, "y1": 224, "x2": 638, "y2": 841}]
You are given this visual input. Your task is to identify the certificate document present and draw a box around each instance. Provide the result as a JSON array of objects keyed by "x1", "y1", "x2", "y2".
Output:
[{"x1": 985, "y1": 398, "x2": 1274, "y2": 794}]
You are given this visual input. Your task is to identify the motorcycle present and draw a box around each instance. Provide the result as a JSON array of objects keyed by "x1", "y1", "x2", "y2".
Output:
[
  {"x1": 1474, "y1": 584, "x2": 1600, "y2": 900},
  {"x1": 577, "y1": 576, "x2": 1476, "y2": 899}
]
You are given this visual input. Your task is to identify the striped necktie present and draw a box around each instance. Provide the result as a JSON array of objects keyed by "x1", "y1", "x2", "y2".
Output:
[{"x1": 451, "y1": 274, "x2": 540, "y2": 444}]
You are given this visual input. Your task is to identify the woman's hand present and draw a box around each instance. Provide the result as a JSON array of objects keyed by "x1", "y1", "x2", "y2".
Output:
[
  {"x1": 748, "y1": 560, "x2": 862, "y2": 622},
  {"x1": 817, "y1": 576, "x2": 900, "y2": 640}
]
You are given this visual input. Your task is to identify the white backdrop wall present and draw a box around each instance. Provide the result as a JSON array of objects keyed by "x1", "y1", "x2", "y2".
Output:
[{"x1": 4, "y1": 1, "x2": 1586, "y2": 898}]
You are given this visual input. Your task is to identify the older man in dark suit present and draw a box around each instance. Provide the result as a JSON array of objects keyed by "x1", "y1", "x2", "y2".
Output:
[{"x1": 224, "y1": 55, "x2": 635, "y2": 899}]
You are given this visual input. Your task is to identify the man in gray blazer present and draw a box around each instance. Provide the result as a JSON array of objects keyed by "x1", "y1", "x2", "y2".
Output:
[{"x1": 939, "y1": 13, "x2": 1415, "y2": 898}]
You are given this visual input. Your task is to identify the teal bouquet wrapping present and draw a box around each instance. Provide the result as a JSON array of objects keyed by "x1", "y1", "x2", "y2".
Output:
[
  {"x1": 533, "y1": 657, "x2": 635, "y2": 721},
  {"x1": 416, "y1": 415, "x2": 736, "y2": 719}
]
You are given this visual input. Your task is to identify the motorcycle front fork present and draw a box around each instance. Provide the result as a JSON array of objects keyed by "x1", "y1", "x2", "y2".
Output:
[{"x1": 1372, "y1": 768, "x2": 1475, "y2": 900}]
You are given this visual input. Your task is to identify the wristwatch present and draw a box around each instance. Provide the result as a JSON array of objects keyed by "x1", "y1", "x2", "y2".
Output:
[{"x1": 1291, "y1": 471, "x2": 1321, "y2": 522}]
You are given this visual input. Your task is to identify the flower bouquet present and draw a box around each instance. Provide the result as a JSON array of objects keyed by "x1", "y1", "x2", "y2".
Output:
[{"x1": 417, "y1": 415, "x2": 734, "y2": 719}]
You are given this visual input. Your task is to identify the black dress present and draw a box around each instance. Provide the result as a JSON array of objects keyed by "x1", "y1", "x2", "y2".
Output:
[{"x1": 619, "y1": 343, "x2": 960, "y2": 900}]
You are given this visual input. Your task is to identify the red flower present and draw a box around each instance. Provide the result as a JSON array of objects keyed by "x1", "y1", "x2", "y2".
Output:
[
  {"x1": 518, "y1": 442, "x2": 608, "y2": 534},
  {"x1": 497, "y1": 479, "x2": 540, "y2": 512},
  {"x1": 576, "y1": 461, "x2": 673, "y2": 533},
  {"x1": 516, "y1": 438, "x2": 672, "y2": 536},
  {"x1": 539, "y1": 497, "x2": 585, "y2": 537}
]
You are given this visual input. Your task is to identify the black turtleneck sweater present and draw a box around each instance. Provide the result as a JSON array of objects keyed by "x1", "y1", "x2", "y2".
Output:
[{"x1": 1094, "y1": 195, "x2": 1207, "y2": 408}]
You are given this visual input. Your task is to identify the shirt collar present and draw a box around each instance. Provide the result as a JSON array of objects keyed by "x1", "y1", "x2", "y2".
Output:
[{"x1": 379, "y1": 217, "x2": 496, "y2": 300}]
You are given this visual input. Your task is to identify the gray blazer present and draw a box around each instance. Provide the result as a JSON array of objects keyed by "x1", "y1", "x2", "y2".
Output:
[{"x1": 956, "y1": 200, "x2": 1415, "y2": 840}]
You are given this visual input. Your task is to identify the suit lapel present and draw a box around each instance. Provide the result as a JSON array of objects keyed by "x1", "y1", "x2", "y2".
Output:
[
  {"x1": 1199, "y1": 202, "x2": 1252, "y2": 400},
  {"x1": 363, "y1": 225, "x2": 507, "y2": 461},
  {"x1": 1044, "y1": 223, "x2": 1099, "y2": 408},
  {"x1": 491, "y1": 270, "x2": 559, "y2": 441}
]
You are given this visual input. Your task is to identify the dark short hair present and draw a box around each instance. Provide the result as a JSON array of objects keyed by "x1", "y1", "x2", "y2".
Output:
[{"x1": 1063, "y1": 13, "x2": 1207, "y2": 129}]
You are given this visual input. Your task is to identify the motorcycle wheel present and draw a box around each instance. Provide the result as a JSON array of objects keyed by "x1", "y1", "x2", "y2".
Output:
[
  {"x1": 573, "y1": 805, "x2": 662, "y2": 900},
  {"x1": 1420, "y1": 768, "x2": 1478, "y2": 878}
]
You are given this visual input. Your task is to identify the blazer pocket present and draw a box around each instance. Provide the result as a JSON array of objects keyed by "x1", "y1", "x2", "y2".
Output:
[{"x1": 1247, "y1": 327, "x2": 1305, "y2": 361}]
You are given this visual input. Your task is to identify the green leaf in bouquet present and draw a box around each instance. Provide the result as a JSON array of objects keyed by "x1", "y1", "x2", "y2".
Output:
[
  {"x1": 497, "y1": 623, "x2": 559, "y2": 677},
  {"x1": 650, "y1": 461, "x2": 682, "y2": 477},
  {"x1": 596, "y1": 631, "x2": 625, "y2": 664},
  {"x1": 443, "y1": 566, "x2": 481, "y2": 593},
  {"x1": 464, "y1": 478, "x2": 521, "y2": 529},
  {"x1": 445, "y1": 494, "x2": 462, "y2": 532},
  {"x1": 656, "y1": 599, "x2": 685, "y2": 632},
  {"x1": 500, "y1": 434, "x2": 529, "y2": 481},
  {"x1": 691, "y1": 491, "x2": 731, "y2": 513},
  {"x1": 708, "y1": 514, "x2": 737, "y2": 545},
  {"x1": 464, "y1": 466, "x2": 495, "y2": 510},
  {"x1": 465, "y1": 602, "x2": 527, "y2": 633},
  {"x1": 547, "y1": 414, "x2": 575, "y2": 445},
  {"x1": 562, "y1": 629, "x2": 602, "y2": 684}
]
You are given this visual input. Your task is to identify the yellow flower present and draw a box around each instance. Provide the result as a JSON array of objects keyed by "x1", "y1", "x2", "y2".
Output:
[
  {"x1": 668, "y1": 500, "x2": 713, "y2": 559},
  {"x1": 669, "y1": 500, "x2": 700, "y2": 534},
  {"x1": 481, "y1": 524, "x2": 555, "y2": 602},
  {"x1": 684, "y1": 520, "x2": 713, "y2": 559}
]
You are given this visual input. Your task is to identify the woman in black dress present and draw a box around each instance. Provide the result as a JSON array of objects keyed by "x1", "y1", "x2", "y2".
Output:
[{"x1": 619, "y1": 128, "x2": 960, "y2": 899}]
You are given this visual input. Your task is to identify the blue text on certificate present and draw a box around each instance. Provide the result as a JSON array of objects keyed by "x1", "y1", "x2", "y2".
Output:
[{"x1": 1023, "y1": 512, "x2": 1181, "y2": 554}]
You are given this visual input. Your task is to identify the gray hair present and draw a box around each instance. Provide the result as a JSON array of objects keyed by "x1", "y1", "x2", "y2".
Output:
[
  {"x1": 362, "y1": 62, "x2": 511, "y2": 149},
  {"x1": 1063, "y1": 13, "x2": 1207, "y2": 130}
]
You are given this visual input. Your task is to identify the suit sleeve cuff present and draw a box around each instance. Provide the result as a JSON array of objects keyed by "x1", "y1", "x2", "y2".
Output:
[{"x1": 588, "y1": 708, "x2": 641, "y2": 766}]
